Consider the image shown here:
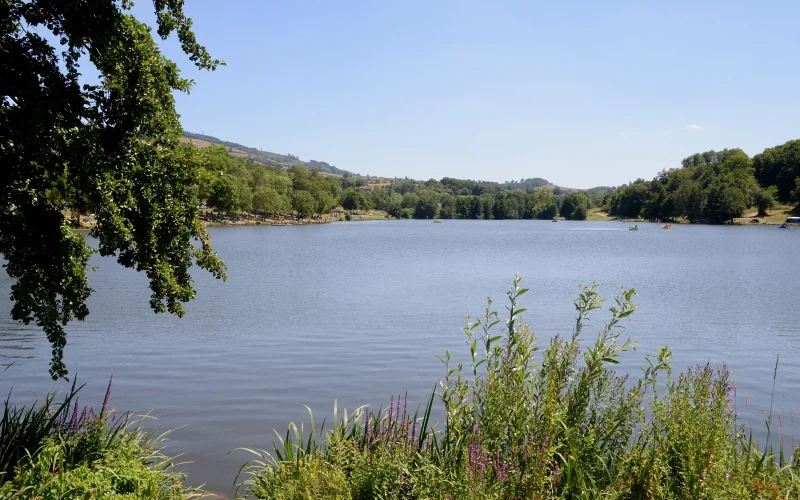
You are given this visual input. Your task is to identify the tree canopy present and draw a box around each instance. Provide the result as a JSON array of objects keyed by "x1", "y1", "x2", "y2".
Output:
[
  {"x1": 1, "y1": 0, "x2": 225, "y2": 378},
  {"x1": 753, "y1": 140, "x2": 800, "y2": 203},
  {"x1": 604, "y1": 148, "x2": 767, "y2": 223}
]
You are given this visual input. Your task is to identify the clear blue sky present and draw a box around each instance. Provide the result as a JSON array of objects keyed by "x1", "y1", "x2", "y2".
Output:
[{"x1": 136, "y1": 1, "x2": 800, "y2": 188}]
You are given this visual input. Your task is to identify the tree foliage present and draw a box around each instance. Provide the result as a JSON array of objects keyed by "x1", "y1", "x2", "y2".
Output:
[
  {"x1": 560, "y1": 192, "x2": 591, "y2": 220},
  {"x1": 605, "y1": 149, "x2": 762, "y2": 224},
  {"x1": 753, "y1": 140, "x2": 800, "y2": 203},
  {"x1": 198, "y1": 147, "x2": 340, "y2": 218},
  {"x1": 1, "y1": 0, "x2": 226, "y2": 378},
  {"x1": 341, "y1": 188, "x2": 372, "y2": 212},
  {"x1": 367, "y1": 177, "x2": 569, "y2": 221},
  {"x1": 291, "y1": 191, "x2": 316, "y2": 219}
]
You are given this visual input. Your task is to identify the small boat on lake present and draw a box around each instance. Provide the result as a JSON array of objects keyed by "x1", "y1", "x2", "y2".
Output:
[
  {"x1": 779, "y1": 222, "x2": 791, "y2": 229},
  {"x1": 661, "y1": 224, "x2": 673, "y2": 230},
  {"x1": 629, "y1": 225, "x2": 638, "y2": 231},
  {"x1": 432, "y1": 219, "x2": 443, "y2": 223}
]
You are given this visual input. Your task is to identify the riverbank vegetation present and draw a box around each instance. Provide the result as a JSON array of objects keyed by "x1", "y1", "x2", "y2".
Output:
[
  {"x1": 237, "y1": 278, "x2": 800, "y2": 499},
  {"x1": 0, "y1": 379, "x2": 194, "y2": 498}
]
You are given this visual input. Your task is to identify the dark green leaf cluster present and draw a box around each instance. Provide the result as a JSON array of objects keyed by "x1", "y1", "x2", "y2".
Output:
[
  {"x1": 196, "y1": 147, "x2": 341, "y2": 217},
  {"x1": 368, "y1": 179, "x2": 572, "y2": 220},
  {"x1": 753, "y1": 139, "x2": 800, "y2": 204},
  {"x1": 1, "y1": 0, "x2": 225, "y2": 378},
  {"x1": 604, "y1": 148, "x2": 775, "y2": 223}
]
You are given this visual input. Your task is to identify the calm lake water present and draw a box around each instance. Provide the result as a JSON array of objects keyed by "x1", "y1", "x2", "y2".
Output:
[{"x1": 1, "y1": 220, "x2": 798, "y2": 495}]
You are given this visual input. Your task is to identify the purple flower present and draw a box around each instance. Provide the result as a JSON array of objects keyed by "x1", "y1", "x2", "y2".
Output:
[
  {"x1": 468, "y1": 435, "x2": 488, "y2": 480},
  {"x1": 396, "y1": 396, "x2": 401, "y2": 433},
  {"x1": 365, "y1": 410, "x2": 371, "y2": 451},
  {"x1": 69, "y1": 399, "x2": 79, "y2": 430},
  {"x1": 388, "y1": 396, "x2": 394, "y2": 432},
  {"x1": 79, "y1": 406, "x2": 88, "y2": 428},
  {"x1": 725, "y1": 471, "x2": 731, "y2": 479},
  {"x1": 100, "y1": 375, "x2": 113, "y2": 418},
  {"x1": 402, "y1": 392, "x2": 408, "y2": 434},
  {"x1": 492, "y1": 450, "x2": 511, "y2": 483}
]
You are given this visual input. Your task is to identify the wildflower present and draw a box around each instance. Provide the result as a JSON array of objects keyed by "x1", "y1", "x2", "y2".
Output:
[
  {"x1": 79, "y1": 405, "x2": 88, "y2": 429},
  {"x1": 100, "y1": 375, "x2": 113, "y2": 418},
  {"x1": 491, "y1": 450, "x2": 511, "y2": 483},
  {"x1": 726, "y1": 471, "x2": 731, "y2": 479},
  {"x1": 388, "y1": 395, "x2": 394, "y2": 431},
  {"x1": 365, "y1": 411, "x2": 371, "y2": 452},
  {"x1": 402, "y1": 392, "x2": 408, "y2": 434},
  {"x1": 69, "y1": 399, "x2": 79, "y2": 430}
]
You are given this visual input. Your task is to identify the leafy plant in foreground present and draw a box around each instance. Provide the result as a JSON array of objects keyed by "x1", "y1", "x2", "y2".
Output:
[{"x1": 237, "y1": 278, "x2": 800, "y2": 499}]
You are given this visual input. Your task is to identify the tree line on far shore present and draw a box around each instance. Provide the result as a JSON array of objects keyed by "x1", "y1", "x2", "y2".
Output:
[
  {"x1": 357, "y1": 180, "x2": 596, "y2": 221},
  {"x1": 194, "y1": 147, "x2": 602, "y2": 219},
  {"x1": 196, "y1": 139, "x2": 800, "y2": 223},
  {"x1": 195, "y1": 145, "x2": 598, "y2": 220},
  {"x1": 605, "y1": 140, "x2": 800, "y2": 223}
]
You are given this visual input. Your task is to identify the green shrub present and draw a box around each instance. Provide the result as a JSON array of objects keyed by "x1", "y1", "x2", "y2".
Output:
[
  {"x1": 0, "y1": 379, "x2": 195, "y2": 499},
  {"x1": 0, "y1": 422, "x2": 189, "y2": 499}
]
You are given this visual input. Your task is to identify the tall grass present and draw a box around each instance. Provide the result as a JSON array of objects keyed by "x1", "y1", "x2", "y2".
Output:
[
  {"x1": 0, "y1": 377, "x2": 89, "y2": 483},
  {"x1": 0, "y1": 377, "x2": 199, "y2": 498},
  {"x1": 237, "y1": 277, "x2": 800, "y2": 499}
]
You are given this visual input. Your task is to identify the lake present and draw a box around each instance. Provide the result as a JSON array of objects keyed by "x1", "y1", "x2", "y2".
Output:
[{"x1": 1, "y1": 220, "x2": 798, "y2": 496}]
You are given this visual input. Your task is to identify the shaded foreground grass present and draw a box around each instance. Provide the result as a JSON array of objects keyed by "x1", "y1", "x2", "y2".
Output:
[{"x1": 237, "y1": 278, "x2": 800, "y2": 499}]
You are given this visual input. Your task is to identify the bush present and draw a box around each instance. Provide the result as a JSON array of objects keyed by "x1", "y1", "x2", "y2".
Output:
[
  {"x1": 238, "y1": 278, "x2": 800, "y2": 499},
  {"x1": 0, "y1": 421, "x2": 189, "y2": 498},
  {"x1": 0, "y1": 379, "x2": 194, "y2": 498}
]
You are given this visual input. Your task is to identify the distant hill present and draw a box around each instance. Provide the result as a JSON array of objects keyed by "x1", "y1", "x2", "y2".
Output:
[
  {"x1": 181, "y1": 132, "x2": 574, "y2": 191},
  {"x1": 498, "y1": 178, "x2": 550, "y2": 190},
  {"x1": 180, "y1": 131, "x2": 355, "y2": 177}
]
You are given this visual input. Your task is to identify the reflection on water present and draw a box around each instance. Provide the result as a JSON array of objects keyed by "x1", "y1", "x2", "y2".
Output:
[{"x1": 0, "y1": 329, "x2": 36, "y2": 365}]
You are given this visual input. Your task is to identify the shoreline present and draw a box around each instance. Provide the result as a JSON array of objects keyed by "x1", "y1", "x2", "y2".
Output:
[
  {"x1": 67, "y1": 214, "x2": 793, "y2": 231},
  {"x1": 197, "y1": 218, "x2": 790, "y2": 227}
]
